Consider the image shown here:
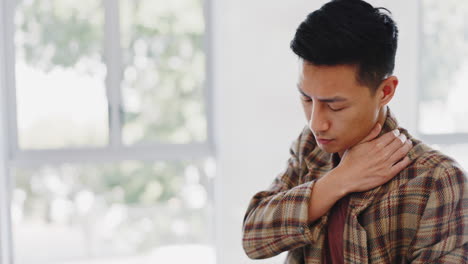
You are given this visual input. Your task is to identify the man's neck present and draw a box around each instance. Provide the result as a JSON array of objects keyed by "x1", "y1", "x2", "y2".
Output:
[{"x1": 338, "y1": 106, "x2": 388, "y2": 158}]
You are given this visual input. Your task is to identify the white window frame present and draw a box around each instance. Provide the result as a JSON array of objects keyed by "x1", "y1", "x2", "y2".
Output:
[{"x1": 0, "y1": 0, "x2": 215, "y2": 263}]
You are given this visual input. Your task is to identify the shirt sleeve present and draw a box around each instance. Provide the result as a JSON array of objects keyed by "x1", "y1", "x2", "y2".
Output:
[
  {"x1": 241, "y1": 128, "x2": 328, "y2": 259},
  {"x1": 408, "y1": 164, "x2": 468, "y2": 263}
]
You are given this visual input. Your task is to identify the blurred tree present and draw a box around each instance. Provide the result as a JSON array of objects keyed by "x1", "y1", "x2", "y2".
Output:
[{"x1": 120, "y1": 0, "x2": 207, "y2": 144}]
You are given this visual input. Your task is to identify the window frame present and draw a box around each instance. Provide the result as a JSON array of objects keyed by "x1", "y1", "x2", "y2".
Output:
[
  {"x1": 0, "y1": 0, "x2": 215, "y2": 263},
  {"x1": 4, "y1": 0, "x2": 215, "y2": 162}
]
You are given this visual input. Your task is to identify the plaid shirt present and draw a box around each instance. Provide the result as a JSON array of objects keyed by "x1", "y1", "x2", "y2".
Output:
[{"x1": 242, "y1": 109, "x2": 468, "y2": 263}]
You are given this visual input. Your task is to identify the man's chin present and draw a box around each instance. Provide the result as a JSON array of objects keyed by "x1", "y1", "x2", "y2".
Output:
[
  {"x1": 316, "y1": 143, "x2": 339, "y2": 154},
  {"x1": 316, "y1": 139, "x2": 349, "y2": 154}
]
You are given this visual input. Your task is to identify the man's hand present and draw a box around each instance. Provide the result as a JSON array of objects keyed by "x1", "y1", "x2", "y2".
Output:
[
  {"x1": 307, "y1": 122, "x2": 413, "y2": 222},
  {"x1": 334, "y1": 123, "x2": 413, "y2": 194}
]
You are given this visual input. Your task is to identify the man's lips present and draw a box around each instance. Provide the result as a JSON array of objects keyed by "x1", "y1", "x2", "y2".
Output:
[{"x1": 316, "y1": 138, "x2": 334, "y2": 145}]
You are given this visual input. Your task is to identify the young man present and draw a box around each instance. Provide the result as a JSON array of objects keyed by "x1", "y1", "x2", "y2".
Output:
[{"x1": 242, "y1": 0, "x2": 468, "y2": 263}]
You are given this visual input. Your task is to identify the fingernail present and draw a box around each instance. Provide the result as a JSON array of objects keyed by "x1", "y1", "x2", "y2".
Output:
[
  {"x1": 398, "y1": 134, "x2": 406, "y2": 143},
  {"x1": 393, "y1": 129, "x2": 400, "y2": 136}
]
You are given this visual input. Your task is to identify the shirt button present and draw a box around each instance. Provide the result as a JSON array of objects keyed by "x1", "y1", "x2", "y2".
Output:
[{"x1": 298, "y1": 226, "x2": 305, "y2": 234}]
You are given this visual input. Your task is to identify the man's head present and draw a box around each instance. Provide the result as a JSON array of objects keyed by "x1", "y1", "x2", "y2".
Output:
[{"x1": 290, "y1": 0, "x2": 399, "y2": 155}]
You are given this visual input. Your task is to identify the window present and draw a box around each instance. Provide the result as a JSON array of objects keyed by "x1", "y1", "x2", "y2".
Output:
[
  {"x1": 12, "y1": 160, "x2": 215, "y2": 264},
  {"x1": 15, "y1": 0, "x2": 108, "y2": 149},
  {"x1": 0, "y1": 0, "x2": 215, "y2": 263},
  {"x1": 419, "y1": 0, "x2": 468, "y2": 170}
]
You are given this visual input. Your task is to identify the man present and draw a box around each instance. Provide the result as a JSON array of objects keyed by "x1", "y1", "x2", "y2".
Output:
[{"x1": 242, "y1": 0, "x2": 468, "y2": 263}]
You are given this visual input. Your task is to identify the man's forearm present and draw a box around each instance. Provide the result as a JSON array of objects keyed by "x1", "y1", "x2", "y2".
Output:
[{"x1": 308, "y1": 168, "x2": 348, "y2": 222}]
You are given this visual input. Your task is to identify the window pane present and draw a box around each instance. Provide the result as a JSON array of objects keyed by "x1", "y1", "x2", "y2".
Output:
[
  {"x1": 15, "y1": 0, "x2": 109, "y2": 149},
  {"x1": 419, "y1": 0, "x2": 468, "y2": 134},
  {"x1": 120, "y1": 0, "x2": 207, "y2": 144},
  {"x1": 420, "y1": 2, "x2": 468, "y2": 181},
  {"x1": 12, "y1": 159, "x2": 216, "y2": 264}
]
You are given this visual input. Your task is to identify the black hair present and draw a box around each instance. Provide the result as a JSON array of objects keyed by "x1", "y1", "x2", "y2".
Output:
[{"x1": 290, "y1": 0, "x2": 398, "y2": 91}]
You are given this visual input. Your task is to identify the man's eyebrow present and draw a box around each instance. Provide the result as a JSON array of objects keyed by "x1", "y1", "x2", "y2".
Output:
[
  {"x1": 296, "y1": 85, "x2": 348, "y2": 103},
  {"x1": 297, "y1": 85, "x2": 311, "y2": 98}
]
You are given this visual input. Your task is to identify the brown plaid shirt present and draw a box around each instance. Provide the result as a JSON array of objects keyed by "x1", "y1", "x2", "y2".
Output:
[{"x1": 242, "y1": 109, "x2": 468, "y2": 263}]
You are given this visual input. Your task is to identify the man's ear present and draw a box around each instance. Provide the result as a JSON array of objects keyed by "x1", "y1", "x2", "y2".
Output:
[{"x1": 376, "y1": 76, "x2": 398, "y2": 107}]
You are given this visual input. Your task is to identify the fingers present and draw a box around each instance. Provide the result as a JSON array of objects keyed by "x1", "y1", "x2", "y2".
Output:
[
  {"x1": 383, "y1": 133, "x2": 408, "y2": 158},
  {"x1": 358, "y1": 123, "x2": 382, "y2": 144},
  {"x1": 390, "y1": 156, "x2": 411, "y2": 176},
  {"x1": 388, "y1": 138, "x2": 412, "y2": 166},
  {"x1": 374, "y1": 128, "x2": 401, "y2": 148}
]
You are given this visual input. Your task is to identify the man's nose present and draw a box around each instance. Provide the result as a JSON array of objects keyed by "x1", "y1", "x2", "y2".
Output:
[{"x1": 309, "y1": 106, "x2": 330, "y2": 133}]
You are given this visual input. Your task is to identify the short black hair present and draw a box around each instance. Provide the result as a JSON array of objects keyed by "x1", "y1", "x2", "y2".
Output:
[{"x1": 290, "y1": 0, "x2": 398, "y2": 91}]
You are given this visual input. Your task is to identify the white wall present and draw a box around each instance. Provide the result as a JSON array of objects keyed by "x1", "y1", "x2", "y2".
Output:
[{"x1": 212, "y1": 1, "x2": 419, "y2": 263}]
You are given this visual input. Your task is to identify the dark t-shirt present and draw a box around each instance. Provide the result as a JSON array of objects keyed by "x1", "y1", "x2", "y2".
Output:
[{"x1": 323, "y1": 195, "x2": 350, "y2": 264}]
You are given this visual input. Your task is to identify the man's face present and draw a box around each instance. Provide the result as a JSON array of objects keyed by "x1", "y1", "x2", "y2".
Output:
[{"x1": 298, "y1": 63, "x2": 382, "y2": 155}]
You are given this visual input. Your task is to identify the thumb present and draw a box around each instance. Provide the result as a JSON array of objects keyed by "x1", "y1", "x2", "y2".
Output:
[{"x1": 358, "y1": 123, "x2": 382, "y2": 144}]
